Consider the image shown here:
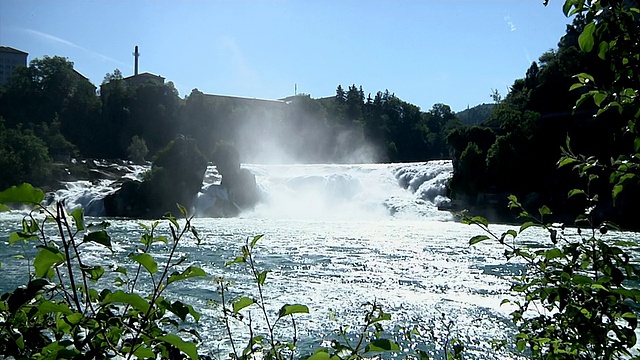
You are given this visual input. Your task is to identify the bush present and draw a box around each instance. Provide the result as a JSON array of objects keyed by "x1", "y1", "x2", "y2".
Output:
[{"x1": 0, "y1": 184, "x2": 205, "y2": 359}]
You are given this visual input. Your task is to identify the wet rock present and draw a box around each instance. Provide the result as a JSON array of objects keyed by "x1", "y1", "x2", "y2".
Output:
[{"x1": 104, "y1": 137, "x2": 207, "y2": 218}]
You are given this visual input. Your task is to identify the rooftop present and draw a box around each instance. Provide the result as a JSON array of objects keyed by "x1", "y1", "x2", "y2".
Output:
[
  {"x1": 0, "y1": 46, "x2": 28, "y2": 55},
  {"x1": 123, "y1": 72, "x2": 165, "y2": 80},
  {"x1": 203, "y1": 93, "x2": 285, "y2": 104}
]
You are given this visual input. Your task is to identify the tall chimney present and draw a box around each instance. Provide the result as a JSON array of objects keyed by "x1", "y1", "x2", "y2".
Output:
[{"x1": 133, "y1": 45, "x2": 139, "y2": 76}]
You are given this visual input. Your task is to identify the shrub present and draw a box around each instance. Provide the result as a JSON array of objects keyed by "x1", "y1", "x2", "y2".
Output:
[{"x1": 0, "y1": 184, "x2": 206, "y2": 359}]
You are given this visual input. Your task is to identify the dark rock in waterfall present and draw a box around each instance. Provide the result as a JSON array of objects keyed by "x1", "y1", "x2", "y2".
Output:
[
  {"x1": 208, "y1": 143, "x2": 259, "y2": 215},
  {"x1": 104, "y1": 137, "x2": 208, "y2": 218}
]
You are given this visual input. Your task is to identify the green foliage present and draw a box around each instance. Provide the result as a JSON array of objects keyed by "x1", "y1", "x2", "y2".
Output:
[
  {"x1": 0, "y1": 184, "x2": 207, "y2": 359},
  {"x1": 456, "y1": 103, "x2": 495, "y2": 126},
  {"x1": 465, "y1": 196, "x2": 640, "y2": 358},
  {"x1": 463, "y1": 1, "x2": 640, "y2": 357},
  {"x1": 0, "y1": 119, "x2": 52, "y2": 189},
  {"x1": 127, "y1": 135, "x2": 149, "y2": 164}
]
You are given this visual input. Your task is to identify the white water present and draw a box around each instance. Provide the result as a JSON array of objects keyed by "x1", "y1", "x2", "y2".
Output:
[
  {"x1": 5, "y1": 161, "x2": 636, "y2": 358},
  {"x1": 51, "y1": 161, "x2": 454, "y2": 220}
]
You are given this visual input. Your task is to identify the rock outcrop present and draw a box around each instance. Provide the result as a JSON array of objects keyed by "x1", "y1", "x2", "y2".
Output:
[
  {"x1": 197, "y1": 144, "x2": 259, "y2": 217},
  {"x1": 104, "y1": 137, "x2": 208, "y2": 218}
]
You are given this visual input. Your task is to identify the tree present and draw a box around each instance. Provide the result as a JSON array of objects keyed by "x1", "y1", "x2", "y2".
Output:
[
  {"x1": 490, "y1": 88, "x2": 502, "y2": 103},
  {"x1": 0, "y1": 118, "x2": 52, "y2": 189},
  {"x1": 102, "y1": 68, "x2": 123, "y2": 84},
  {"x1": 127, "y1": 135, "x2": 149, "y2": 164},
  {"x1": 0, "y1": 55, "x2": 101, "y2": 156},
  {"x1": 335, "y1": 84, "x2": 346, "y2": 103}
]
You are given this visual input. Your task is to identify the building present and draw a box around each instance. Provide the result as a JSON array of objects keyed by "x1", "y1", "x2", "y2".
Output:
[
  {"x1": 123, "y1": 45, "x2": 164, "y2": 87},
  {"x1": 0, "y1": 46, "x2": 28, "y2": 85},
  {"x1": 123, "y1": 72, "x2": 165, "y2": 87}
]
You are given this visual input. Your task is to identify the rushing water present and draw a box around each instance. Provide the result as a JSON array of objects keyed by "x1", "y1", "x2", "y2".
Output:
[{"x1": 2, "y1": 161, "x2": 638, "y2": 358}]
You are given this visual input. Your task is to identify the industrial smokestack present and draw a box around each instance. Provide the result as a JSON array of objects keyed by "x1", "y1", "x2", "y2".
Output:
[{"x1": 133, "y1": 45, "x2": 140, "y2": 76}]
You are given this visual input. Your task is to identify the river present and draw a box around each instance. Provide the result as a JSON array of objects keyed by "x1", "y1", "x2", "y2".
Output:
[{"x1": 1, "y1": 161, "x2": 636, "y2": 358}]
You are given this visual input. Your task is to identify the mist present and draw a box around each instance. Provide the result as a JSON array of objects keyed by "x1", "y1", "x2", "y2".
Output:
[{"x1": 228, "y1": 94, "x2": 384, "y2": 165}]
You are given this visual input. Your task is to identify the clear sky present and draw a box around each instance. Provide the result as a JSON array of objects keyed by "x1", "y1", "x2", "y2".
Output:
[{"x1": 0, "y1": 0, "x2": 573, "y2": 112}]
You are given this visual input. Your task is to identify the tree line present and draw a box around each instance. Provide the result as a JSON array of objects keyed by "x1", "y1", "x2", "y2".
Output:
[
  {"x1": 0, "y1": 58, "x2": 463, "y2": 190},
  {"x1": 447, "y1": 13, "x2": 640, "y2": 228}
]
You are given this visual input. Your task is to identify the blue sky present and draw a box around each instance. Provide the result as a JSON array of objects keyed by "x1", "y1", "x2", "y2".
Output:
[{"x1": 0, "y1": 0, "x2": 572, "y2": 112}]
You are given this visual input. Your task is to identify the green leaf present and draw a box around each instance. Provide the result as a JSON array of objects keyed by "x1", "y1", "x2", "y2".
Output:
[
  {"x1": 250, "y1": 234, "x2": 264, "y2": 249},
  {"x1": 278, "y1": 304, "x2": 309, "y2": 317},
  {"x1": 70, "y1": 208, "x2": 85, "y2": 232},
  {"x1": 0, "y1": 183, "x2": 45, "y2": 204},
  {"x1": 225, "y1": 256, "x2": 246, "y2": 267},
  {"x1": 572, "y1": 275, "x2": 593, "y2": 285},
  {"x1": 8, "y1": 231, "x2": 38, "y2": 245},
  {"x1": 579, "y1": 22, "x2": 596, "y2": 52},
  {"x1": 0, "y1": 203, "x2": 10, "y2": 211},
  {"x1": 168, "y1": 266, "x2": 207, "y2": 284},
  {"x1": 81, "y1": 265, "x2": 105, "y2": 281},
  {"x1": 102, "y1": 290, "x2": 150, "y2": 313},
  {"x1": 538, "y1": 205, "x2": 552, "y2": 217},
  {"x1": 569, "y1": 82, "x2": 585, "y2": 91},
  {"x1": 233, "y1": 297, "x2": 255, "y2": 313},
  {"x1": 613, "y1": 184, "x2": 624, "y2": 203},
  {"x1": 34, "y1": 246, "x2": 66, "y2": 278},
  {"x1": 164, "y1": 213, "x2": 180, "y2": 230},
  {"x1": 505, "y1": 229, "x2": 518, "y2": 238},
  {"x1": 575, "y1": 92, "x2": 592, "y2": 109},
  {"x1": 574, "y1": 72, "x2": 595, "y2": 84},
  {"x1": 592, "y1": 284, "x2": 608, "y2": 292},
  {"x1": 562, "y1": 1, "x2": 572, "y2": 16},
  {"x1": 153, "y1": 236, "x2": 169, "y2": 244},
  {"x1": 598, "y1": 41, "x2": 609, "y2": 60},
  {"x1": 622, "y1": 312, "x2": 637, "y2": 320},
  {"x1": 545, "y1": 248, "x2": 563, "y2": 260},
  {"x1": 169, "y1": 300, "x2": 201, "y2": 322},
  {"x1": 158, "y1": 334, "x2": 198, "y2": 360},
  {"x1": 364, "y1": 339, "x2": 400, "y2": 352},
  {"x1": 133, "y1": 346, "x2": 155, "y2": 359},
  {"x1": 593, "y1": 91, "x2": 607, "y2": 107},
  {"x1": 177, "y1": 203, "x2": 188, "y2": 217},
  {"x1": 568, "y1": 189, "x2": 586, "y2": 198},
  {"x1": 38, "y1": 300, "x2": 73, "y2": 315},
  {"x1": 462, "y1": 215, "x2": 489, "y2": 227},
  {"x1": 557, "y1": 157, "x2": 578, "y2": 168},
  {"x1": 66, "y1": 312, "x2": 83, "y2": 325},
  {"x1": 519, "y1": 221, "x2": 538, "y2": 233},
  {"x1": 469, "y1": 235, "x2": 490, "y2": 245},
  {"x1": 83, "y1": 230, "x2": 112, "y2": 250},
  {"x1": 130, "y1": 253, "x2": 158, "y2": 274},
  {"x1": 307, "y1": 349, "x2": 330, "y2": 360},
  {"x1": 7, "y1": 279, "x2": 52, "y2": 312},
  {"x1": 257, "y1": 270, "x2": 268, "y2": 286}
]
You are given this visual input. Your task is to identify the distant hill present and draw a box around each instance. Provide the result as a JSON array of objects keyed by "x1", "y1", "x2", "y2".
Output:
[{"x1": 456, "y1": 103, "x2": 495, "y2": 125}]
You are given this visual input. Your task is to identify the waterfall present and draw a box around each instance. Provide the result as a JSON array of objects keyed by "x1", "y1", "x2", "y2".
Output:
[{"x1": 51, "y1": 161, "x2": 453, "y2": 220}]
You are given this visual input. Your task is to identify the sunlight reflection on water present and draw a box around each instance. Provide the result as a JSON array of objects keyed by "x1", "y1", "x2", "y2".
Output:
[{"x1": 2, "y1": 213, "x2": 639, "y2": 359}]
